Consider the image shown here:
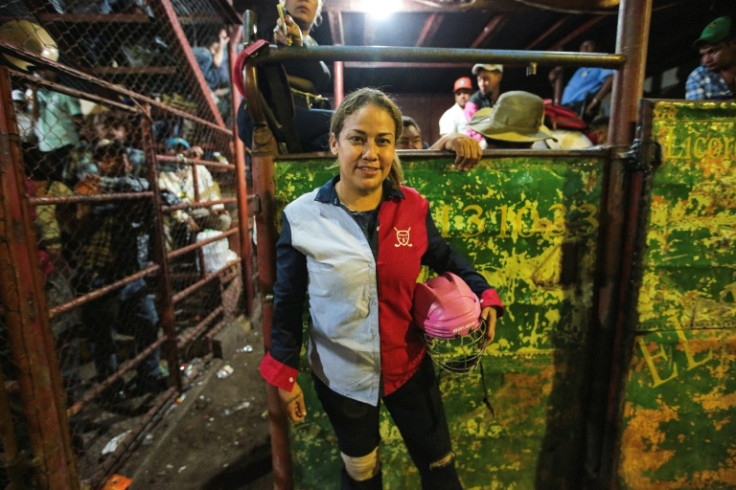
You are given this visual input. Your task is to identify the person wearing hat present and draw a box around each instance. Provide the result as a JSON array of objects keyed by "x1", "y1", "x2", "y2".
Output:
[
  {"x1": 158, "y1": 138, "x2": 232, "y2": 249},
  {"x1": 686, "y1": 16, "x2": 736, "y2": 100},
  {"x1": 464, "y1": 64, "x2": 503, "y2": 144},
  {"x1": 438, "y1": 76, "x2": 474, "y2": 136},
  {"x1": 468, "y1": 91, "x2": 557, "y2": 149},
  {"x1": 1, "y1": 21, "x2": 84, "y2": 182},
  {"x1": 11, "y1": 89, "x2": 34, "y2": 143}
]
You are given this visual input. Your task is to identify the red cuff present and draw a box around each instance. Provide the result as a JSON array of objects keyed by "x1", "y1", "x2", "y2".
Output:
[
  {"x1": 259, "y1": 352, "x2": 298, "y2": 392},
  {"x1": 480, "y1": 288, "x2": 504, "y2": 317}
]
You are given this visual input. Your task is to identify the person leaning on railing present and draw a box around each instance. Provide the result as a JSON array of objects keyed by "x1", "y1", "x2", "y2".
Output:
[{"x1": 237, "y1": 0, "x2": 333, "y2": 154}]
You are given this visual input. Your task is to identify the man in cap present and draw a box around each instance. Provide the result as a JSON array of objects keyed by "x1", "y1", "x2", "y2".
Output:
[
  {"x1": 439, "y1": 76, "x2": 474, "y2": 136},
  {"x1": 464, "y1": 64, "x2": 503, "y2": 143},
  {"x1": 468, "y1": 91, "x2": 557, "y2": 149},
  {"x1": 686, "y1": 16, "x2": 736, "y2": 100}
]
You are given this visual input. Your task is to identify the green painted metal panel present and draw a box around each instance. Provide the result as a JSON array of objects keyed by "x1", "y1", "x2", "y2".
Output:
[
  {"x1": 620, "y1": 100, "x2": 736, "y2": 489},
  {"x1": 274, "y1": 153, "x2": 606, "y2": 488}
]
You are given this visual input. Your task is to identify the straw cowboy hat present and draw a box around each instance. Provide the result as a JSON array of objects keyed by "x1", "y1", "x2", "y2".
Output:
[{"x1": 469, "y1": 91, "x2": 556, "y2": 143}]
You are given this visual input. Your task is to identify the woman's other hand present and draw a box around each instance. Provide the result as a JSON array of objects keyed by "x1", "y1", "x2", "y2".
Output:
[
  {"x1": 279, "y1": 382, "x2": 307, "y2": 421},
  {"x1": 481, "y1": 306, "x2": 498, "y2": 348}
]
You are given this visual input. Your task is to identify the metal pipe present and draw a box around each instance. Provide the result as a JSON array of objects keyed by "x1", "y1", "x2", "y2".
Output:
[
  {"x1": 10, "y1": 70, "x2": 137, "y2": 113},
  {"x1": 609, "y1": 4, "x2": 652, "y2": 145},
  {"x1": 0, "y1": 67, "x2": 80, "y2": 489},
  {"x1": 166, "y1": 228, "x2": 239, "y2": 261},
  {"x1": 162, "y1": 197, "x2": 238, "y2": 213},
  {"x1": 243, "y1": 9, "x2": 258, "y2": 46},
  {"x1": 602, "y1": 0, "x2": 654, "y2": 482},
  {"x1": 250, "y1": 45, "x2": 625, "y2": 68},
  {"x1": 188, "y1": 162, "x2": 207, "y2": 281},
  {"x1": 28, "y1": 191, "x2": 154, "y2": 206},
  {"x1": 551, "y1": 15, "x2": 607, "y2": 50},
  {"x1": 141, "y1": 107, "x2": 183, "y2": 393},
  {"x1": 176, "y1": 307, "x2": 224, "y2": 350},
  {"x1": 66, "y1": 336, "x2": 168, "y2": 418},
  {"x1": 245, "y1": 54, "x2": 293, "y2": 489},
  {"x1": 333, "y1": 61, "x2": 345, "y2": 107},
  {"x1": 470, "y1": 13, "x2": 508, "y2": 49},
  {"x1": 49, "y1": 265, "x2": 159, "y2": 317},
  {"x1": 149, "y1": 0, "x2": 225, "y2": 127},
  {"x1": 156, "y1": 154, "x2": 236, "y2": 171},
  {"x1": 172, "y1": 261, "x2": 240, "y2": 304},
  {"x1": 0, "y1": 41, "x2": 232, "y2": 136},
  {"x1": 585, "y1": 0, "x2": 653, "y2": 486},
  {"x1": 230, "y1": 26, "x2": 256, "y2": 316}
]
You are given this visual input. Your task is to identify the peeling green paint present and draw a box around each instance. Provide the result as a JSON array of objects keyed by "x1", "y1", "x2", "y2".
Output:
[
  {"x1": 275, "y1": 153, "x2": 605, "y2": 487},
  {"x1": 621, "y1": 100, "x2": 736, "y2": 489}
]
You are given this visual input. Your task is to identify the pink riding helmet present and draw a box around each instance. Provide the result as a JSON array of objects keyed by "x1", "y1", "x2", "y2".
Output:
[{"x1": 413, "y1": 272, "x2": 482, "y2": 339}]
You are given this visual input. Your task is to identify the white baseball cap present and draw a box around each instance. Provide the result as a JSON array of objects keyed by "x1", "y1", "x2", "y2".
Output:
[{"x1": 472, "y1": 64, "x2": 503, "y2": 75}]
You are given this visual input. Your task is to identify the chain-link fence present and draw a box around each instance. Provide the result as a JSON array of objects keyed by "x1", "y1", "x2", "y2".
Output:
[
  {"x1": 0, "y1": 0, "x2": 241, "y2": 127},
  {"x1": 0, "y1": 2, "x2": 254, "y2": 487}
]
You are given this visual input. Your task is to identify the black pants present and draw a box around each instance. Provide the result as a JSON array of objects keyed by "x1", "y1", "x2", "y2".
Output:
[{"x1": 313, "y1": 355, "x2": 462, "y2": 489}]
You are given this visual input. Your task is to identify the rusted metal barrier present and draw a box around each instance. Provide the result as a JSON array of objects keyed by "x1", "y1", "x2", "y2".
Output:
[{"x1": 0, "y1": 3, "x2": 254, "y2": 481}]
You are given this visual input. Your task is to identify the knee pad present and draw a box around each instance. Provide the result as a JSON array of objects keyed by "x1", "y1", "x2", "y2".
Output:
[{"x1": 341, "y1": 447, "x2": 380, "y2": 482}]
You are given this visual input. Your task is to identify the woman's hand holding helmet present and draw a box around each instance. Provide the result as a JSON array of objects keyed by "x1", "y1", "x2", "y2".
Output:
[
  {"x1": 481, "y1": 306, "x2": 498, "y2": 348},
  {"x1": 279, "y1": 382, "x2": 307, "y2": 422}
]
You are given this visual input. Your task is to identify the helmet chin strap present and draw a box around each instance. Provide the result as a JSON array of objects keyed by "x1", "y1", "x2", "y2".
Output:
[
  {"x1": 434, "y1": 353, "x2": 495, "y2": 417},
  {"x1": 479, "y1": 361, "x2": 495, "y2": 417}
]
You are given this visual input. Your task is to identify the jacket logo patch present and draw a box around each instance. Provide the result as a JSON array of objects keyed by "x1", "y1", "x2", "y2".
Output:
[{"x1": 394, "y1": 227, "x2": 412, "y2": 247}]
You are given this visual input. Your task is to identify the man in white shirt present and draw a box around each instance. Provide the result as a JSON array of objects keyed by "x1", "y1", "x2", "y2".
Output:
[{"x1": 438, "y1": 76, "x2": 473, "y2": 136}]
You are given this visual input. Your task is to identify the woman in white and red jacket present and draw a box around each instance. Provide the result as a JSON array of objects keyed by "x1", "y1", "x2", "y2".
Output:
[{"x1": 259, "y1": 88, "x2": 503, "y2": 489}]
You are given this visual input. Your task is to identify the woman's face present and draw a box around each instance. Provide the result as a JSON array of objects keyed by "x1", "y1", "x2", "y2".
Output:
[
  {"x1": 284, "y1": 0, "x2": 320, "y2": 32},
  {"x1": 330, "y1": 104, "x2": 396, "y2": 197}
]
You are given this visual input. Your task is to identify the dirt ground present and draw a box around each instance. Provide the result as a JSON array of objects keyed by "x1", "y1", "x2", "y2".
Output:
[{"x1": 118, "y1": 316, "x2": 274, "y2": 490}]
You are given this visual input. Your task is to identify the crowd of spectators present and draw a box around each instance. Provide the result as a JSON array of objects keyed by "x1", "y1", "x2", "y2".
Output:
[
  {"x1": 1, "y1": 21, "x2": 234, "y2": 410},
  {"x1": 11, "y1": 82, "x2": 233, "y2": 406}
]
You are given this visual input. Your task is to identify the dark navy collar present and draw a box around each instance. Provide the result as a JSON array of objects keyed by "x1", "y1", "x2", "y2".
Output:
[{"x1": 315, "y1": 175, "x2": 404, "y2": 206}]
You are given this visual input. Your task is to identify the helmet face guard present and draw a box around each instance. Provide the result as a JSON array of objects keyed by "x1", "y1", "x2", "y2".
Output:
[
  {"x1": 423, "y1": 320, "x2": 487, "y2": 373},
  {"x1": 413, "y1": 272, "x2": 487, "y2": 374}
]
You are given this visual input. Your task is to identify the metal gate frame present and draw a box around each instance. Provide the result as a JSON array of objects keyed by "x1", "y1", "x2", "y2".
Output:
[
  {"x1": 241, "y1": 0, "x2": 653, "y2": 487},
  {"x1": 0, "y1": 37, "x2": 254, "y2": 485}
]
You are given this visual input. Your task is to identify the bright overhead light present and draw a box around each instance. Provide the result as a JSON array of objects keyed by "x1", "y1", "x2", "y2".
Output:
[{"x1": 367, "y1": 0, "x2": 398, "y2": 21}]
